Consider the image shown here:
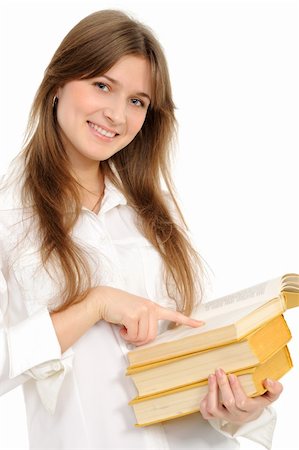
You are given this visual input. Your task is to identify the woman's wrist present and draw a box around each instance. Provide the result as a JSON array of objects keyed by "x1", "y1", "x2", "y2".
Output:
[
  {"x1": 50, "y1": 287, "x2": 105, "y2": 353},
  {"x1": 87, "y1": 285, "x2": 113, "y2": 323}
]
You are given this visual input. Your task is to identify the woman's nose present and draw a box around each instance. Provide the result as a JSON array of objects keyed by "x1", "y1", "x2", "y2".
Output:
[{"x1": 103, "y1": 100, "x2": 126, "y2": 126}]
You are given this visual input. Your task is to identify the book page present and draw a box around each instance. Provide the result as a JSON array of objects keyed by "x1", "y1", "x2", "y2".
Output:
[
  {"x1": 136, "y1": 277, "x2": 284, "y2": 349},
  {"x1": 197, "y1": 277, "x2": 283, "y2": 320},
  {"x1": 281, "y1": 273, "x2": 299, "y2": 291},
  {"x1": 140, "y1": 297, "x2": 285, "y2": 348}
]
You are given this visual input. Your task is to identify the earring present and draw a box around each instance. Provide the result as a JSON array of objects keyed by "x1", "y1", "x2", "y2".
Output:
[{"x1": 52, "y1": 96, "x2": 58, "y2": 108}]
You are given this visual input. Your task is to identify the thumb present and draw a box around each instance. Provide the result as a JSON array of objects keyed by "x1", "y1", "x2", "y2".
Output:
[{"x1": 262, "y1": 379, "x2": 283, "y2": 403}]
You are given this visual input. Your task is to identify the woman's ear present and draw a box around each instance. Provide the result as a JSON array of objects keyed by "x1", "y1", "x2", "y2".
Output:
[{"x1": 52, "y1": 88, "x2": 61, "y2": 108}]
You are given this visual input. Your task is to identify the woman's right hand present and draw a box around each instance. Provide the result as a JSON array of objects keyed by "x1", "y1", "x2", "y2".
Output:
[{"x1": 91, "y1": 285, "x2": 203, "y2": 346}]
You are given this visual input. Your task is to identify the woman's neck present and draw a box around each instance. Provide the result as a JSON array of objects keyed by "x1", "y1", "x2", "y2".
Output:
[
  {"x1": 71, "y1": 163, "x2": 105, "y2": 212},
  {"x1": 71, "y1": 161, "x2": 104, "y2": 192}
]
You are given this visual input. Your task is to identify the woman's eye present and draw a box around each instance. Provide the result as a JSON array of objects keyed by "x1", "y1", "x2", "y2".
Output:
[
  {"x1": 131, "y1": 98, "x2": 144, "y2": 107},
  {"x1": 95, "y1": 82, "x2": 109, "y2": 92}
]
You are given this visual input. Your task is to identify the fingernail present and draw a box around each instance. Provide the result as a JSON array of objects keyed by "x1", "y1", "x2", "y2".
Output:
[
  {"x1": 194, "y1": 320, "x2": 205, "y2": 326},
  {"x1": 216, "y1": 368, "x2": 225, "y2": 377},
  {"x1": 208, "y1": 374, "x2": 216, "y2": 386},
  {"x1": 228, "y1": 373, "x2": 237, "y2": 383},
  {"x1": 266, "y1": 378, "x2": 274, "y2": 387}
]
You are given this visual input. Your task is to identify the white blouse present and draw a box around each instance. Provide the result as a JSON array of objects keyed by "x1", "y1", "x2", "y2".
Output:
[{"x1": 0, "y1": 161, "x2": 276, "y2": 449}]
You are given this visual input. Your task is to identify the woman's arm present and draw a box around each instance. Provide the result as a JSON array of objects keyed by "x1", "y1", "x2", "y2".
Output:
[
  {"x1": 50, "y1": 285, "x2": 203, "y2": 353},
  {"x1": 1, "y1": 277, "x2": 202, "y2": 397}
]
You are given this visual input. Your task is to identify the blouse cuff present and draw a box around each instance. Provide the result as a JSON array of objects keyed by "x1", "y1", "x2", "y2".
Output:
[
  {"x1": 6, "y1": 307, "x2": 74, "y2": 414},
  {"x1": 208, "y1": 406, "x2": 277, "y2": 450},
  {"x1": 29, "y1": 349, "x2": 74, "y2": 414},
  {"x1": 7, "y1": 307, "x2": 62, "y2": 378}
]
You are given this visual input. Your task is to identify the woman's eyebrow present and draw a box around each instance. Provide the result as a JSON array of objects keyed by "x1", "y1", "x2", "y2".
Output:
[{"x1": 101, "y1": 75, "x2": 151, "y2": 101}]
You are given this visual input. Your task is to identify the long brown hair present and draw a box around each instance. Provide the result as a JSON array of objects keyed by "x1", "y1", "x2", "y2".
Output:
[{"x1": 21, "y1": 9, "x2": 204, "y2": 315}]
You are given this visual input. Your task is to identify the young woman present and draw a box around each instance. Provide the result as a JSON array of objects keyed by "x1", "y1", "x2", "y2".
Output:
[{"x1": 0, "y1": 9, "x2": 282, "y2": 449}]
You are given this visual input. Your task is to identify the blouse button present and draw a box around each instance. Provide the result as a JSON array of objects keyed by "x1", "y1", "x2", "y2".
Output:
[{"x1": 53, "y1": 362, "x2": 62, "y2": 371}]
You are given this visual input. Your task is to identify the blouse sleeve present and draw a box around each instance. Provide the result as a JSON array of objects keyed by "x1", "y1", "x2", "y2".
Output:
[
  {"x1": 0, "y1": 237, "x2": 73, "y2": 414},
  {"x1": 208, "y1": 406, "x2": 277, "y2": 449}
]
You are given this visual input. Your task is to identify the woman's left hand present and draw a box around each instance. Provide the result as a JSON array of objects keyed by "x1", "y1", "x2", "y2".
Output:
[{"x1": 200, "y1": 368, "x2": 283, "y2": 425}]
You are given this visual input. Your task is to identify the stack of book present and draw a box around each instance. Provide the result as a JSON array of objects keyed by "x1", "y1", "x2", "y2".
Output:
[{"x1": 126, "y1": 273, "x2": 299, "y2": 427}]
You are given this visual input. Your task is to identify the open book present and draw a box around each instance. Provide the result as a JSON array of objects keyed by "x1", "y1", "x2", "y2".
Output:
[
  {"x1": 127, "y1": 273, "x2": 299, "y2": 368},
  {"x1": 130, "y1": 346, "x2": 293, "y2": 427}
]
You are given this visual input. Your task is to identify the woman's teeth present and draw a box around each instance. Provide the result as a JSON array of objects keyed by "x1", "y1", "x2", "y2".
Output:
[{"x1": 89, "y1": 122, "x2": 116, "y2": 138}]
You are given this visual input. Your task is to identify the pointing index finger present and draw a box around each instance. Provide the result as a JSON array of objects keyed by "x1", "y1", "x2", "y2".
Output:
[{"x1": 158, "y1": 307, "x2": 204, "y2": 328}]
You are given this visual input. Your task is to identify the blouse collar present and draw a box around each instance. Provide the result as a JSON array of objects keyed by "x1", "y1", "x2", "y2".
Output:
[{"x1": 0, "y1": 158, "x2": 128, "y2": 213}]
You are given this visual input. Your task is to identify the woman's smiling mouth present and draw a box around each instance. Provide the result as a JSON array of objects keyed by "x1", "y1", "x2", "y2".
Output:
[{"x1": 87, "y1": 121, "x2": 119, "y2": 138}]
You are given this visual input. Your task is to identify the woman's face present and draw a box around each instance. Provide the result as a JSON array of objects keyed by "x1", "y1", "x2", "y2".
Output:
[{"x1": 56, "y1": 55, "x2": 152, "y2": 168}]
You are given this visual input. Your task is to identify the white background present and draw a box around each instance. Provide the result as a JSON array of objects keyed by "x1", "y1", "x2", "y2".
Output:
[{"x1": 0, "y1": 0, "x2": 298, "y2": 449}]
